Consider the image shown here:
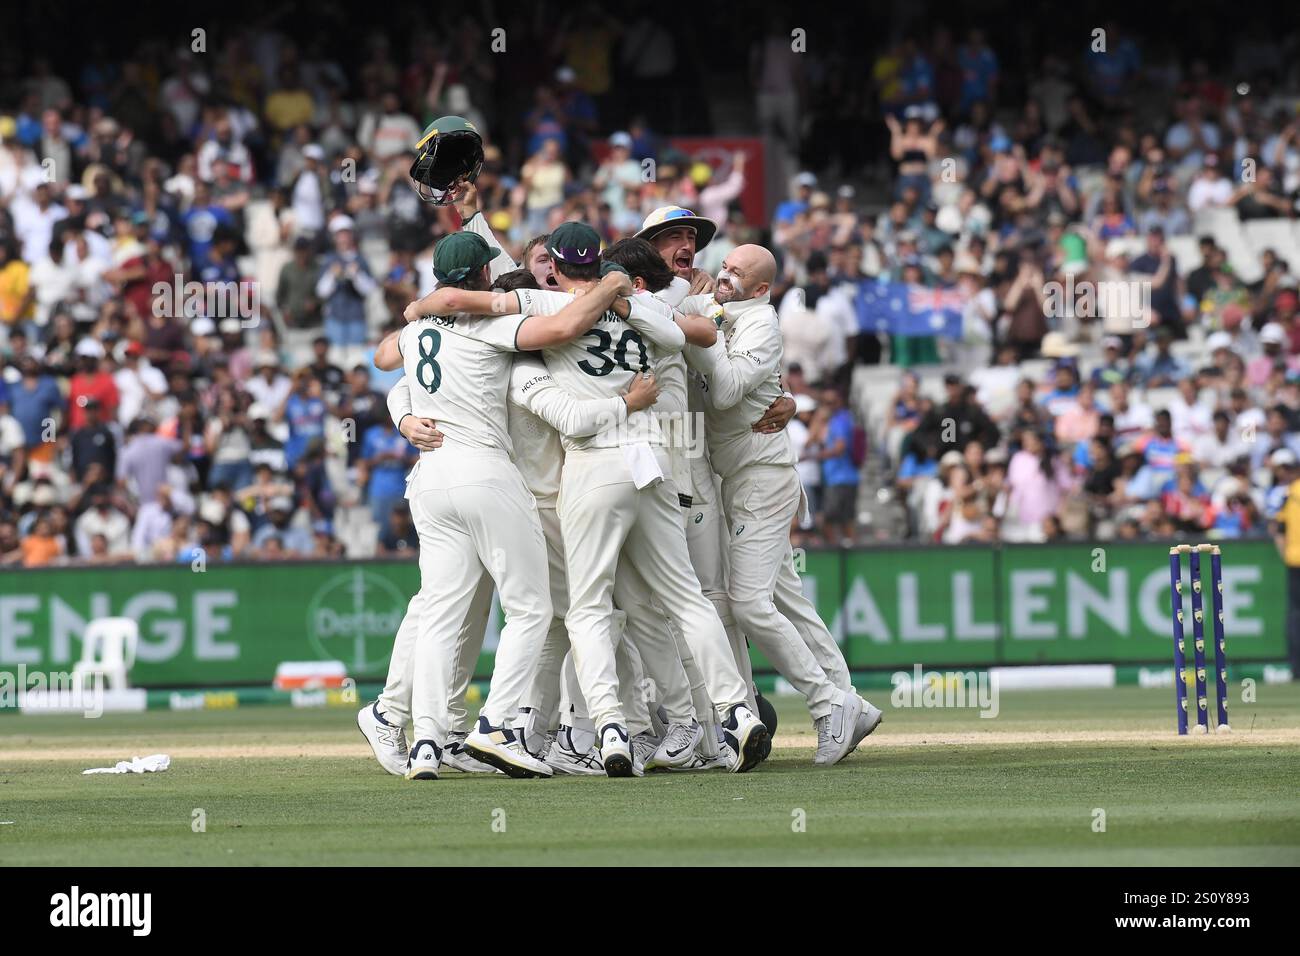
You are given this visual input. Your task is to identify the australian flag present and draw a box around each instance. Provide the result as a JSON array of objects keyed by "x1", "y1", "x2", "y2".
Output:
[{"x1": 855, "y1": 280, "x2": 964, "y2": 339}]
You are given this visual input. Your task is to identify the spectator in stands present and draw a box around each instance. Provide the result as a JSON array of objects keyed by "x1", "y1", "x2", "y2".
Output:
[
  {"x1": 315, "y1": 216, "x2": 375, "y2": 347},
  {"x1": 818, "y1": 386, "x2": 860, "y2": 546},
  {"x1": 378, "y1": 504, "x2": 419, "y2": 556}
]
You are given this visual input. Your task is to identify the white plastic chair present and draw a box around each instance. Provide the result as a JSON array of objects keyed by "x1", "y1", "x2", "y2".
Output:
[{"x1": 73, "y1": 617, "x2": 139, "y2": 690}]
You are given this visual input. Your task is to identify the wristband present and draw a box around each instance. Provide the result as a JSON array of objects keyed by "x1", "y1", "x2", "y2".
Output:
[{"x1": 397, "y1": 413, "x2": 413, "y2": 434}]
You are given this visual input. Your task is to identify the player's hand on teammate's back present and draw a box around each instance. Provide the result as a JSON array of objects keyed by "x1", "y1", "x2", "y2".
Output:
[
  {"x1": 622, "y1": 372, "x2": 660, "y2": 412},
  {"x1": 403, "y1": 300, "x2": 424, "y2": 323},
  {"x1": 400, "y1": 416, "x2": 444, "y2": 451},
  {"x1": 751, "y1": 394, "x2": 797, "y2": 433}
]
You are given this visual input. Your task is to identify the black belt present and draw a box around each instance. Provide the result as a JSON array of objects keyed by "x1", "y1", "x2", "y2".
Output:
[{"x1": 678, "y1": 494, "x2": 693, "y2": 508}]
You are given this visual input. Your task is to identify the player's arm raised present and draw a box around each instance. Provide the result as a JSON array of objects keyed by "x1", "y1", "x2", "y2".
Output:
[
  {"x1": 515, "y1": 270, "x2": 633, "y2": 350},
  {"x1": 697, "y1": 319, "x2": 782, "y2": 410}
]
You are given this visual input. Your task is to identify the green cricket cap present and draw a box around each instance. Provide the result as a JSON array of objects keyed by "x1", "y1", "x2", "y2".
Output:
[
  {"x1": 546, "y1": 222, "x2": 602, "y2": 265},
  {"x1": 433, "y1": 232, "x2": 498, "y2": 284}
]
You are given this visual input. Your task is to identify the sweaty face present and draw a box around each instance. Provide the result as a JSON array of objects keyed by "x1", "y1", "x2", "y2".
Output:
[
  {"x1": 527, "y1": 245, "x2": 557, "y2": 288},
  {"x1": 651, "y1": 227, "x2": 697, "y2": 278}
]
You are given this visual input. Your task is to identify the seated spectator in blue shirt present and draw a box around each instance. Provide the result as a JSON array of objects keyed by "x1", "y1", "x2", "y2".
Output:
[
  {"x1": 1037, "y1": 361, "x2": 1081, "y2": 419},
  {"x1": 774, "y1": 172, "x2": 817, "y2": 224},
  {"x1": 281, "y1": 370, "x2": 328, "y2": 469},
  {"x1": 250, "y1": 497, "x2": 314, "y2": 555},
  {"x1": 1132, "y1": 328, "x2": 1190, "y2": 387},
  {"x1": 360, "y1": 423, "x2": 416, "y2": 524},
  {"x1": 1090, "y1": 336, "x2": 1133, "y2": 388},
  {"x1": 9, "y1": 358, "x2": 63, "y2": 449},
  {"x1": 378, "y1": 505, "x2": 419, "y2": 556}
]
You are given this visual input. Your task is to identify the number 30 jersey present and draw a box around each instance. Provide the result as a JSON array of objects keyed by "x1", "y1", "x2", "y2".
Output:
[
  {"x1": 398, "y1": 314, "x2": 528, "y2": 453},
  {"x1": 516, "y1": 287, "x2": 685, "y2": 453}
]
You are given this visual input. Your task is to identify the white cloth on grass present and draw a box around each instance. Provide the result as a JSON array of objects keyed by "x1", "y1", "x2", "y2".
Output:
[{"x1": 82, "y1": 754, "x2": 171, "y2": 775}]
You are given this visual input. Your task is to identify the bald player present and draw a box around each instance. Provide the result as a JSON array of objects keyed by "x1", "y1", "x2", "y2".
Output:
[{"x1": 683, "y1": 244, "x2": 882, "y2": 766}]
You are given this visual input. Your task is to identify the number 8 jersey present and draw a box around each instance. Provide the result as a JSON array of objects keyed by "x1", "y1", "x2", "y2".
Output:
[
  {"x1": 398, "y1": 314, "x2": 529, "y2": 453},
  {"x1": 515, "y1": 287, "x2": 685, "y2": 453}
]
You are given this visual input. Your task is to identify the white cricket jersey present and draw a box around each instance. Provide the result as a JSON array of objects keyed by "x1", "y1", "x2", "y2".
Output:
[
  {"x1": 515, "y1": 286, "x2": 684, "y2": 453},
  {"x1": 682, "y1": 293, "x2": 794, "y2": 479},
  {"x1": 506, "y1": 354, "x2": 626, "y2": 506},
  {"x1": 398, "y1": 314, "x2": 527, "y2": 453}
]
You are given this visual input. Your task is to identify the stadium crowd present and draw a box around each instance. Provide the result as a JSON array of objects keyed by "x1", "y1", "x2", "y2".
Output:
[{"x1": 1, "y1": 13, "x2": 1299, "y2": 566}]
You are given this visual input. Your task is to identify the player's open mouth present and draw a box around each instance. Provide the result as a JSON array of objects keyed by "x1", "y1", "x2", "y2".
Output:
[
  {"x1": 546, "y1": 275, "x2": 558, "y2": 287},
  {"x1": 674, "y1": 253, "x2": 692, "y2": 271}
]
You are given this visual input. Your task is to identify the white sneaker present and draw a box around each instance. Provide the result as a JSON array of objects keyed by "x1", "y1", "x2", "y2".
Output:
[
  {"x1": 647, "y1": 720, "x2": 703, "y2": 771},
  {"x1": 665, "y1": 740, "x2": 734, "y2": 772},
  {"x1": 720, "y1": 704, "x2": 769, "y2": 773},
  {"x1": 357, "y1": 702, "x2": 409, "y2": 776},
  {"x1": 849, "y1": 697, "x2": 883, "y2": 753},
  {"x1": 544, "y1": 726, "x2": 605, "y2": 776},
  {"x1": 405, "y1": 738, "x2": 441, "y2": 781},
  {"x1": 464, "y1": 717, "x2": 554, "y2": 779},
  {"x1": 813, "y1": 691, "x2": 864, "y2": 766},
  {"x1": 630, "y1": 732, "x2": 659, "y2": 777},
  {"x1": 599, "y1": 723, "x2": 634, "y2": 777},
  {"x1": 442, "y1": 732, "x2": 501, "y2": 773}
]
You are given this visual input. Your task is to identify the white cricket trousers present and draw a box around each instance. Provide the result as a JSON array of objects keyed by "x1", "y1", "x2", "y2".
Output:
[
  {"x1": 378, "y1": 573, "x2": 492, "y2": 733},
  {"x1": 407, "y1": 448, "x2": 552, "y2": 745},
  {"x1": 685, "y1": 489, "x2": 756, "y2": 708},
  {"x1": 721, "y1": 463, "x2": 849, "y2": 720},
  {"x1": 559, "y1": 448, "x2": 748, "y2": 734}
]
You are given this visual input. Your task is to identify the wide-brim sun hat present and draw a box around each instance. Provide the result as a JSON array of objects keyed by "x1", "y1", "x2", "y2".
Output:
[{"x1": 635, "y1": 206, "x2": 717, "y2": 251}]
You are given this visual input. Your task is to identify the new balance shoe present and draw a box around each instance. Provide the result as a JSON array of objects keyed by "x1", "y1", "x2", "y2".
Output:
[
  {"x1": 647, "y1": 720, "x2": 703, "y2": 771},
  {"x1": 848, "y1": 697, "x2": 883, "y2": 753},
  {"x1": 357, "y1": 701, "x2": 409, "y2": 776},
  {"x1": 599, "y1": 723, "x2": 634, "y2": 778},
  {"x1": 813, "y1": 690, "x2": 865, "y2": 766},
  {"x1": 545, "y1": 725, "x2": 605, "y2": 776},
  {"x1": 405, "y1": 738, "x2": 441, "y2": 781},
  {"x1": 442, "y1": 732, "x2": 501, "y2": 773},
  {"x1": 720, "y1": 703, "x2": 769, "y2": 773},
  {"x1": 630, "y1": 732, "x2": 659, "y2": 777},
  {"x1": 464, "y1": 717, "x2": 553, "y2": 778}
]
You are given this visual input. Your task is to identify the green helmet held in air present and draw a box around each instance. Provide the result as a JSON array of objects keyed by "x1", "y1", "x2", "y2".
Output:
[{"x1": 409, "y1": 115, "x2": 485, "y2": 205}]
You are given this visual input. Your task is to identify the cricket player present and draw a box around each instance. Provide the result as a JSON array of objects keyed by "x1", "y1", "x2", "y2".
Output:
[
  {"x1": 636, "y1": 207, "x2": 796, "y2": 756},
  {"x1": 532, "y1": 222, "x2": 768, "y2": 774},
  {"x1": 410, "y1": 234, "x2": 764, "y2": 780},
  {"x1": 358, "y1": 175, "x2": 529, "y2": 777},
  {"x1": 682, "y1": 244, "x2": 883, "y2": 765},
  {"x1": 372, "y1": 231, "x2": 635, "y2": 780}
]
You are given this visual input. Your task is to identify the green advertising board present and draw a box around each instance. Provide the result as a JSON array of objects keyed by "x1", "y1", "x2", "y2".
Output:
[{"x1": 0, "y1": 541, "x2": 1287, "y2": 688}]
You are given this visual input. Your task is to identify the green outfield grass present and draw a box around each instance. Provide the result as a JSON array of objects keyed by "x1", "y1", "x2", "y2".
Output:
[{"x1": 2, "y1": 685, "x2": 1299, "y2": 866}]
